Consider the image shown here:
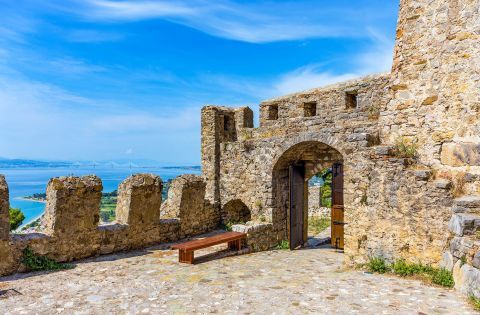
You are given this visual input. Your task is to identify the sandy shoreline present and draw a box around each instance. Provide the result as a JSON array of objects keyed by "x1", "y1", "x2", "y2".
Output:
[{"x1": 14, "y1": 197, "x2": 46, "y2": 204}]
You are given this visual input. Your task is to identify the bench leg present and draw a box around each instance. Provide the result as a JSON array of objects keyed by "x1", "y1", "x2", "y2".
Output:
[
  {"x1": 179, "y1": 249, "x2": 194, "y2": 264},
  {"x1": 228, "y1": 239, "x2": 243, "y2": 251}
]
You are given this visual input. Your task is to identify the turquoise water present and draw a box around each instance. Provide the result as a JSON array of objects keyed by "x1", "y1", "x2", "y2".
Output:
[{"x1": 1, "y1": 166, "x2": 200, "y2": 226}]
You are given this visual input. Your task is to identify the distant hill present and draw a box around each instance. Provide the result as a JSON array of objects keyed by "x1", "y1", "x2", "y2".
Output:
[
  {"x1": 0, "y1": 158, "x2": 72, "y2": 168},
  {"x1": 0, "y1": 157, "x2": 200, "y2": 170}
]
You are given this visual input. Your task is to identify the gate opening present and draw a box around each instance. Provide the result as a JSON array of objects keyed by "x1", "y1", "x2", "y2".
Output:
[{"x1": 272, "y1": 141, "x2": 344, "y2": 251}]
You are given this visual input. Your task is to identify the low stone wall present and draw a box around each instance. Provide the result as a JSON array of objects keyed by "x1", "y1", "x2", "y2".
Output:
[
  {"x1": 441, "y1": 196, "x2": 480, "y2": 299},
  {"x1": 0, "y1": 173, "x2": 219, "y2": 276},
  {"x1": 308, "y1": 186, "x2": 330, "y2": 217},
  {"x1": 232, "y1": 222, "x2": 279, "y2": 252}
]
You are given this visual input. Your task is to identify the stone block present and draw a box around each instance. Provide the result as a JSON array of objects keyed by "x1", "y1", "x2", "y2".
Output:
[
  {"x1": 375, "y1": 146, "x2": 395, "y2": 156},
  {"x1": 440, "y1": 251, "x2": 455, "y2": 271},
  {"x1": 448, "y1": 214, "x2": 480, "y2": 237},
  {"x1": 43, "y1": 176, "x2": 102, "y2": 236},
  {"x1": 413, "y1": 170, "x2": 432, "y2": 180},
  {"x1": 454, "y1": 196, "x2": 480, "y2": 209},
  {"x1": 441, "y1": 142, "x2": 480, "y2": 167},
  {"x1": 0, "y1": 175, "x2": 9, "y2": 240},
  {"x1": 453, "y1": 261, "x2": 480, "y2": 299},
  {"x1": 116, "y1": 174, "x2": 162, "y2": 227},
  {"x1": 473, "y1": 252, "x2": 480, "y2": 269},
  {"x1": 434, "y1": 179, "x2": 451, "y2": 190}
]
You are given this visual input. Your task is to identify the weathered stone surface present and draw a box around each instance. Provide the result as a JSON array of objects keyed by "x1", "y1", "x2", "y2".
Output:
[
  {"x1": 0, "y1": 175, "x2": 9, "y2": 240},
  {"x1": 116, "y1": 174, "x2": 162, "y2": 227},
  {"x1": 435, "y1": 179, "x2": 452, "y2": 190},
  {"x1": 414, "y1": 170, "x2": 432, "y2": 181},
  {"x1": 233, "y1": 222, "x2": 278, "y2": 252},
  {"x1": 473, "y1": 252, "x2": 480, "y2": 269},
  {"x1": 453, "y1": 260, "x2": 480, "y2": 299},
  {"x1": 161, "y1": 175, "x2": 218, "y2": 236},
  {"x1": 454, "y1": 196, "x2": 480, "y2": 209},
  {"x1": 42, "y1": 175, "x2": 102, "y2": 236},
  {"x1": 308, "y1": 186, "x2": 330, "y2": 217},
  {"x1": 440, "y1": 251, "x2": 455, "y2": 271},
  {"x1": 448, "y1": 214, "x2": 480, "y2": 236},
  {"x1": 374, "y1": 146, "x2": 394, "y2": 156},
  {"x1": 441, "y1": 143, "x2": 480, "y2": 167}
]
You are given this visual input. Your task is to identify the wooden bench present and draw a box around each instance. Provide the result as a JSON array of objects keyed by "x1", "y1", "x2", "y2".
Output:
[{"x1": 171, "y1": 232, "x2": 247, "y2": 264}]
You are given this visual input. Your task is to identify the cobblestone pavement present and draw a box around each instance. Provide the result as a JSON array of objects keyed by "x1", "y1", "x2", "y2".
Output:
[{"x1": 0, "y1": 237, "x2": 477, "y2": 314}]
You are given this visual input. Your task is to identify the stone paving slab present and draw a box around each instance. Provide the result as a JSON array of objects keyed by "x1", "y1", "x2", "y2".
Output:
[{"x1": 0, "y1": 241, "x2": 477, "y2": 315}]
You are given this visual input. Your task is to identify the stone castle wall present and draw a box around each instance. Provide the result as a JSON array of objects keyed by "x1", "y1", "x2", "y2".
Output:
[
  {"x1": 0, "y1": 173, "x2": 218, "y2": 276},
  {"x1": 202, "y1": 0, "x2": 480, "y2": 297}
]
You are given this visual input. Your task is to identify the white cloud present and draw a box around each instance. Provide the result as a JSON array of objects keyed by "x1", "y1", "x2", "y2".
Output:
[
  {"x1": 204, "y1": 30, "x2": 395, "y2": 99},
  {"x1": 273, "y1": 65, "x2": 357, "y2": 95},
  {"x1": 58, "y1": 0, "x2": 394, "y2": 43},
  {"x1": 86, "y1": 0, "x2": 196, "y2": 20}
]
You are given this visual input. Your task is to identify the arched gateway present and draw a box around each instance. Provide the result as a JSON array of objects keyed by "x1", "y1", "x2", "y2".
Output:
[{"x1": 272, "y1": 141, "x2": 344, "y2": 249}]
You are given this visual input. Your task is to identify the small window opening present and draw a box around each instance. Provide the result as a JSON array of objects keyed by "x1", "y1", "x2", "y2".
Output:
[
  {"x1": 224, "y1": 115, "x2": 232, "y2": 132},
  {"x1": 304, "y1": 102, "x2": 317, "y2": 117},
  {"x1": 267, "y1": 104, "x2": 279, "y2": 120},
  {"x1": 345, "y1": 92, "x2": 358, "y2": 109}
]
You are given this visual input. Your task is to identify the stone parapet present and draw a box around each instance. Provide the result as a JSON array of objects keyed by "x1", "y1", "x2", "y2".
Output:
[{"x1": 0, "y1": 174, "x2": 219, "y2": 276}]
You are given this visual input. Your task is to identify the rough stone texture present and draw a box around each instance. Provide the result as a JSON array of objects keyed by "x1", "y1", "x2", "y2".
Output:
[
  {"x1": 160, "y1": 174, "x2": 218, "y2": 237},
  {"x1": 232, "y1": 222, "x2": 278, "y2": 252},
  {"x1": 453, "y1": 260, "x2": 480, "y2": 299},
  {"x1": 0, "y1": 243, "x2": 476, "y2": 314},
  {"x1": 440, "y1": 251, "x2": 455, "y2": 272},
  {"x1": 0, "y1": 175, "x2": 9, "y2": 240},
  {"x1": 449, "y1": 214, "x2": 480, "y2": 237},
  {"x1": 0, "y1": 174, "x2": 218, "y2": 276},
  {"x1": 0, "y1": 0, "x2": 480, "y2": 303},
  {"x1": 199, "y1": 0, "x2": 480, "y2": 275},
  {"x1": 42, "y1": 176, "x2": 103, "y2": 236},
  {"x1": 116, "y1": 174, "x2": 162, "y2": 227},
  {"x1": 308, "y1": 186, "x2": 330, "y2": 217},
  {"x1": 441, "y1": 142, "x2": 480, "y2": 166}
]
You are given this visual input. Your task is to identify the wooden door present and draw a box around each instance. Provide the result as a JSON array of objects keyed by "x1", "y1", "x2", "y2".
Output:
[
  {"x1": 331, "y1": 163, "x2": 345, "y2": 249},
  {"x1": 289, "y1": 163, "x2": 305, "y2": 250}
]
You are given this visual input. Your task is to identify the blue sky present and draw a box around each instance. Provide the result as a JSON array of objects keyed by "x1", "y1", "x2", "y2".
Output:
[{"x1": 0, "y1": 0, "x2": 399, "y2": 164}]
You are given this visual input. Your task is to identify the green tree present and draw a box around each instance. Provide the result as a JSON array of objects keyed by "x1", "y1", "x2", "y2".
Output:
[
  {"x1": 9, "y1": 207, "x2": 25, "y2": 231},
  {"x1": 319, "y1": 169, "x2": 333, "y2": 208}
]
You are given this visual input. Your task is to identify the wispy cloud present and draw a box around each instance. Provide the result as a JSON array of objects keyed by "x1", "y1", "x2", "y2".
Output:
[
  {"x1": 204, "y1": 30, "x2": 395, "y2": 99},
  {"x1": 55, "y1": 0, "x2": 395, "y2": 43},
  {"x1": 273, "y1": 65, "x2": 357, "y2": 95}
]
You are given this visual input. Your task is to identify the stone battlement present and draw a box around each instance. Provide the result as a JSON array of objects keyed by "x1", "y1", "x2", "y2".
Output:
[{"x1": 0, "y1": 173, "x2": 219, "y2": 276}]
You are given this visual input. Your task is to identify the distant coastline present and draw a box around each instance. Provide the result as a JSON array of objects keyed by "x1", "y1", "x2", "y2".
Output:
[
  {"x1": 15, "y1": 197, "x2": 46, "y2": 204},
  {"x1": 0, "y1": 157, "x2": 200, "y2": 170}
]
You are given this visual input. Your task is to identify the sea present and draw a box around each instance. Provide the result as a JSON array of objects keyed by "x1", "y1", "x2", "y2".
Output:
[{"x1": 1, "y1": 166, "x2": 200, "y2": 227}]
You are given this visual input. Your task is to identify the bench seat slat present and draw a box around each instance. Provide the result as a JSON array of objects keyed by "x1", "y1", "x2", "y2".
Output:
[{"x1": 171, "y1": 232, "x2": 246, "y2": 251}]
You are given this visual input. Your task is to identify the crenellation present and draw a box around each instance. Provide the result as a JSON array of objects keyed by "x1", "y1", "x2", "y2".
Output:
[
  {"x1": 116, "y1": 174, "x2": 162, "y2": 227},
  {"x1": 0, "y1": 175, "x2": 9, "y2": 241},
  {"x1": 42, "y1": 175, "x2": 102, "y2": 236}
]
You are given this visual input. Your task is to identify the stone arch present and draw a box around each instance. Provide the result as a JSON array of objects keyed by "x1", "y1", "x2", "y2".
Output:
[
  {"x1": 271, "y1": 141, "x2": 344, "y2": 246},
  {"x1": 221, "y1": 199, "x2": 251, "y2": 224}
]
